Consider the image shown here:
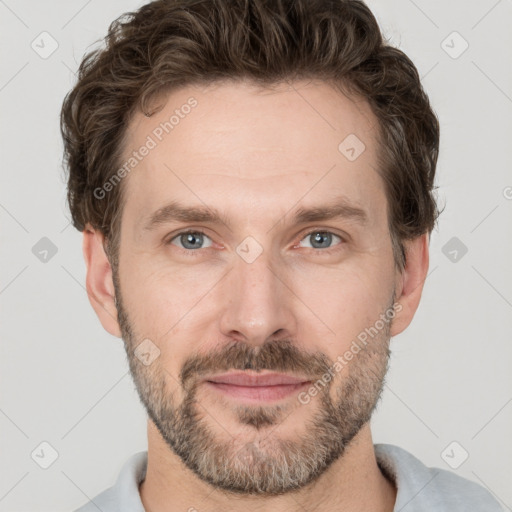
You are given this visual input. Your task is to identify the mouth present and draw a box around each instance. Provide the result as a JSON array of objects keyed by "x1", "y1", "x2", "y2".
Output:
[{"x1": 203, "y1": 371, "x2": 312, "y2": 402}]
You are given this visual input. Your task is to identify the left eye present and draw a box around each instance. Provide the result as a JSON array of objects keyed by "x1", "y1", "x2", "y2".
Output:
[{"x1": 298, "y1": 230, "x2": 343, "y2": 250}]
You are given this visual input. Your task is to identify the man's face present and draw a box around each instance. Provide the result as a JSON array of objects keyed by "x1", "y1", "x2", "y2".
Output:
[{"x1": 113, "y1": 80, "x2": 399, "y2": 494}]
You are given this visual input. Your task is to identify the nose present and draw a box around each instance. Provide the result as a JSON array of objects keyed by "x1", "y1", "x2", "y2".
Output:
[{"x1": 218, "y1": 250, "x2": 297, "y2": 347}]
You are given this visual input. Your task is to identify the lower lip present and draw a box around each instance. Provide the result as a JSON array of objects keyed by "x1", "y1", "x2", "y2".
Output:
[{"x1": 205, "y1": 381, "x2": 310, "y2": 402}]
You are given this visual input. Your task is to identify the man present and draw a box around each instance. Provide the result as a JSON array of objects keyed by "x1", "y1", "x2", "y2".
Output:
[{"x1": 61, "y1": 0, "x2": 503, "y2": 510}]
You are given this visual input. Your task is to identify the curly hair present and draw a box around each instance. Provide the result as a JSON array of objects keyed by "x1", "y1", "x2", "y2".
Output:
[{"x1": 60, "y1": 0, "x2": 440, "y2": 271}]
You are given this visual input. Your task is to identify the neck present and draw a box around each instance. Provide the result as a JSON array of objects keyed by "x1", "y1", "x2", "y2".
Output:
[{"x1": 139, "y1": 421, "x2": 396, "y2": 512}]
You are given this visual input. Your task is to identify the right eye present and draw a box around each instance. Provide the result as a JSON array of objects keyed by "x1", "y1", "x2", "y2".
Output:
[{"x1": 167, "y1": 230, "x2": 213, "y2": 253}]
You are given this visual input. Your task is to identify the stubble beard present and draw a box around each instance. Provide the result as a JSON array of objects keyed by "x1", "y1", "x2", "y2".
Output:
[{"x1": 113, "y1": 270, "x2": 392, "y2": 495}]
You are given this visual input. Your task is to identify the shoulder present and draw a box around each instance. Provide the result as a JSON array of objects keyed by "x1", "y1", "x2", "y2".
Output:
[
  {"x1": 72, "y1": 451, "x2": 148, "y2": 512},
  {"x1": 374, "y1": 443, "x2": 504, "y2": 512},
  {"x1": 73, "y1": 487, "x2": 118, "y2": 512}
]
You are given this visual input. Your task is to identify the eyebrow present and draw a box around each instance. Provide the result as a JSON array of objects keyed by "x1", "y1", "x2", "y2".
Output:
[{"x1": 142, "y1": 197, "x2": 368, "y2": 232}]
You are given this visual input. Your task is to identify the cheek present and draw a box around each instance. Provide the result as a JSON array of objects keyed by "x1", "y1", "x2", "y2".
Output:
[
  {"x1": 121, "y1": 251, "x2": 217, "y2": 316},
  {"x1": 291, "y1": 261, "x2": 394, "y2": 345},
  {"x1": 118, "y1": 264, "x2": 192, "y2": 361}
]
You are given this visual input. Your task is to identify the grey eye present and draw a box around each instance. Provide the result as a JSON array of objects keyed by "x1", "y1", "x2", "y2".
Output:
[
  {"x1": 170, "y1": 231, "x2": 213, "y2": 250},
  {"x1": 299, "y1": 231, "x2": 342, "y2": 250}
]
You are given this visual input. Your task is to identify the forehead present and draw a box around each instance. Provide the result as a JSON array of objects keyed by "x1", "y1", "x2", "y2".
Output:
[{"x1": 119, "y1": 79, "x2": 385, "y2": 232}]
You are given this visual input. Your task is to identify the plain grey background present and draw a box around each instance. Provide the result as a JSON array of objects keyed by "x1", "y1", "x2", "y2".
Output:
[{"x1": 1, "y1": 0, "x2": 511, "y2": 510}]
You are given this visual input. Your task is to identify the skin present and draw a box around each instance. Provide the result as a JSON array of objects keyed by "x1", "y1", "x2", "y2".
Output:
[{"x1": 82, "y1": 79, "x2": 429, "y2": 512}]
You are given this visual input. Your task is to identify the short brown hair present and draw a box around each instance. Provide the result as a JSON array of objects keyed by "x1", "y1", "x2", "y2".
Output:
[{"x1": 60, "y1": 0, "x2": 440, "y2": 271}]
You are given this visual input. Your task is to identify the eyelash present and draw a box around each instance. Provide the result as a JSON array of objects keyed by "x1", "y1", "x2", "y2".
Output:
[{"x1": 166, "y1": 229, "x2": 345, "y2": 257}]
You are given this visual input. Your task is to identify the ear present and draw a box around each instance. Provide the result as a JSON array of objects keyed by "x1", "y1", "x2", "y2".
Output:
[
  {"x1": 390, "y1": 233, "x2": 430, "y2": 337},
  {"x1": 82, "y1": 224, "x2": 122, "y2": 338}
]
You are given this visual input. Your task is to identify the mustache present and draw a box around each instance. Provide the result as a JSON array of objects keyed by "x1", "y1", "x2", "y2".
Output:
[{"x1": 180, "y1": 339, "x2": 333, "y2": 389}]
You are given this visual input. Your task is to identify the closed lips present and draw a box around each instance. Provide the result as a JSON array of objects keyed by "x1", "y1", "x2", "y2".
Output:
[{"x1": 205, "y1": 372, "x2": 311, "y2": 386}]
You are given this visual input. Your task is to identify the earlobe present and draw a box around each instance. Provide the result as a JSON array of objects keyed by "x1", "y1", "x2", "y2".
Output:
[
  {"x1": 390, "y1": 233, "x2": 430, "y2": 337},
  {"x1": 82, "y1": 224, "x2": 122, "y2": 338}
]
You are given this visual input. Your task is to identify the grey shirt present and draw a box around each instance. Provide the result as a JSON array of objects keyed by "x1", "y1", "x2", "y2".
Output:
[{"x1": 74, "y1": 443, "x2": 504, "y2": 511}]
